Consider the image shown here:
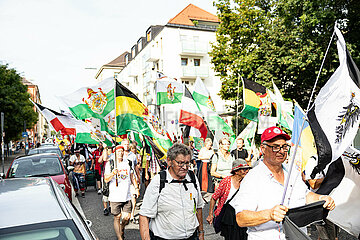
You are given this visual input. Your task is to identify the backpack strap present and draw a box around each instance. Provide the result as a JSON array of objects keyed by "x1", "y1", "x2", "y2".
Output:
[
  {"x1": 188, "y1": 170, "x2": 198, "y2": 191},
  {"x1": 159, "y1": 170, "x2": 167, "y2": 194}
]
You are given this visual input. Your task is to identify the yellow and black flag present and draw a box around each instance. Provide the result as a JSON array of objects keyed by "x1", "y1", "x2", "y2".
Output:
[
  {"x1": 115, "y1": 81, "x2": 153, "y2": 137},
  {"x1": 240, "y1": 79, "x2": 268, "y2": 122}
]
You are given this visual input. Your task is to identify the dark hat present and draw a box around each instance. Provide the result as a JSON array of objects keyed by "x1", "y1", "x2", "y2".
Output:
[
  {"x1": 261, "y1": 126, "x2": 291, "y2": 143},
  {"x1": 231, "y1": 159, "x2": 251, "y2": 174}
]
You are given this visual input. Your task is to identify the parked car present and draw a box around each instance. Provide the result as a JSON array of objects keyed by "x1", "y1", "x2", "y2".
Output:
[
  {"x1": 0, "y1": 177, "x2": 97, "y2": 239},
  {"x1": 5, "y1": 153, "x2": 72, "y2": 201},
  {"x1": 28, "y1": 146, "x2": 67, "y2": 167}
]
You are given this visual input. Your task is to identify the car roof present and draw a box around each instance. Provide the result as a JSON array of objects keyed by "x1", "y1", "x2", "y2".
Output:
[
  {"x1": 16, "y1": 153, "x2": 60, "y2": 160},
  {"x1": 0, "y1": 178, "x2": 68, "y2": 229}
]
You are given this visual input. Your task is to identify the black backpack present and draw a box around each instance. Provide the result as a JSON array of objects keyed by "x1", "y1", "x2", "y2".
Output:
[{"x1": 158, "y1": 170, "x2": 198, "y2": 194}]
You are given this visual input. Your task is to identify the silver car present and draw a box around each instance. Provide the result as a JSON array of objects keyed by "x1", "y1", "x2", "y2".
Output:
[{"x1": 0, "y1": 177, "x2": 97, "y2": 239}]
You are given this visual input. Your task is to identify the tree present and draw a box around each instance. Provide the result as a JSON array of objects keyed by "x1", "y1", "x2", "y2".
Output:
[
  {"x1": 211, "y1": 0, "x2": 360, "y2": 110},
  {"x1": 0, "y1": 64, "x2": 38, "y2": 143}
]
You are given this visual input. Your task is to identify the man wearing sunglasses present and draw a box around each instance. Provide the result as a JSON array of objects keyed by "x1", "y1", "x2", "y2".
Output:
[
  {"x1": 231, "y1": 126, "x2": 335, "y2": 240},
  {"x1": 139, "y1": 143, "x2": 205, "y2": 240}
]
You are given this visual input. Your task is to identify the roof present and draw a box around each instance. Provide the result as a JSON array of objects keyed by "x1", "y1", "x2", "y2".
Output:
[
  {"x1": 168, "y1": 4, "x2": 219, "y2": 26},
  {"x1": 104, "y1": 51, "x2": 128, "y2": 68},
  {"x1": 0, "y1": 178, "x2": 67, "y2": 229},
  {"x1": 22, "y1": 78, "x2": 35, "y2": 86}
]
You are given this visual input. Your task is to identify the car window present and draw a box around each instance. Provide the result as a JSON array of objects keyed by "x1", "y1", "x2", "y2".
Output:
[
  {"x1": 28, "y1": 149, "x2": 38, "y2": 155},
  {"x1": 9, "y1": 157, "x2": 63, "y2": 178},
  {"x1": 0, "y1": 220, "x2": 84, "y2": 240},
  {"x1": 39, "y1": 149, "x2": 63, "y2": 158}
]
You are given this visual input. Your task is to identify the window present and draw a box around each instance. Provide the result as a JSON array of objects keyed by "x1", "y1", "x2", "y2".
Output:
[
  {"x1": 146, "y1": 30, "x2": 151, "y2": 42},
  {"x1": 131, "y1": 46, "x2": 136, "y2": 58},
  {"x1": 182, "y1": 80, "x2": 190, "y2": 85},
  {"x1": 137, "y1": 39, "x2": 142, "y2": 52},
  {"x1": 194, "y1": 59, "x2": 200, "y2": 66},
  {"x1": 125, "y1": 54, "x2": 129, "y2": 65},
  {"x1": 181, "y1": 58, "x2": 188, "y2": 66}
]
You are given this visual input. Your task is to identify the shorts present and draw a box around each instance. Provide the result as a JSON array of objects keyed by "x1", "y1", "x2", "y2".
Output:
[
  {"x1": 102, "y1": 195, "x2": 109, "y2": 203},
  {"x1": 94, "y1": 169, "x2": 101, "y2": 181},
  {"x1": 110, "y1": 201, "x2": 132, "y2": 216}
]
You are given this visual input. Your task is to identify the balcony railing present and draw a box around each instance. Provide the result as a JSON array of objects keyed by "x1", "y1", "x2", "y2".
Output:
[
  {"x1": 181, "y1": 40, "x2": 208, "y2": 55},
  {"x1": 182, "y1": 66, "x2": 209, "y2": 78}
]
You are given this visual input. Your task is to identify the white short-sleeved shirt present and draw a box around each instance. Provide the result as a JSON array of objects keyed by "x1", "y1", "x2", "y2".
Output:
[
  {"x1": 104, "y1": 157, "x2": 132, "y2": 202},
  {"x1": 140, "y1": 170, "x2": 205, "y2": 239},
  {"x1": 230, "y1": 161, "x2": 309, "y2": 240}
]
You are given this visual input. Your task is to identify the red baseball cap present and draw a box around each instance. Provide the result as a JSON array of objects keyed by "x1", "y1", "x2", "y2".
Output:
[
  {"x1": 113, "y1": 145, "x2": 124, "y2": 152},
  {"x1": 261, "y1": 126, "x2": 291, "y2": 143}
]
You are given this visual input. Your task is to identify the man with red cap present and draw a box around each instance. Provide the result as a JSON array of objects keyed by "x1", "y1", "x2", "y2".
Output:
[
  {"x1": 231, "y1": 126, "x2": 335, "y2": 240},
  {"x1": 104, "y1": 145, "x2": 139, "y2": 240}
]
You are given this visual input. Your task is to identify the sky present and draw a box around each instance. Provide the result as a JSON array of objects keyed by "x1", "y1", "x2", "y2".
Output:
[{"x1": 0, "y1": 0, "x2": 217, "y2": 111}]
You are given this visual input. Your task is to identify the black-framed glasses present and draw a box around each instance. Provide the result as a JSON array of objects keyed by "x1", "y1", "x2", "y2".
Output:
[
  {"x1": 172, "y1": 159, "x2": 190, "y2": 167},
  {"x1": 263, "y1": 143, "x2": 290, "y2": 152}
]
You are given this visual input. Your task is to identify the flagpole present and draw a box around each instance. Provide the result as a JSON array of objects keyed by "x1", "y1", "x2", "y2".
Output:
[
  {"x1": 236, "y1": 75, "x2": 241, "y2": 137},
  {"x1": 114, "y1": 77, "x2": 118, "y2": 186},
  {"x1": 281, "y1": 28, "x2": 336, "y2": 205}
]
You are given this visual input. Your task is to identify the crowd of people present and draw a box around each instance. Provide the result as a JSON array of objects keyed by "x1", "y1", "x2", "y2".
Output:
[{"x1": 45, "y1": 125, "x2": 339, "y2": 240}]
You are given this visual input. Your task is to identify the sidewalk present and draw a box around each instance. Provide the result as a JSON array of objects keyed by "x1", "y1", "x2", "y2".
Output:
[{"x1": 1, "y1": 149, "x2": 26, "y2": 174}]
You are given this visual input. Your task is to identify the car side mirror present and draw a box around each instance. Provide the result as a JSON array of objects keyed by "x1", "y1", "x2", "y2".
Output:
[
  {"x1": 67, "y1": 166, "x2": 74, "y2": 171},
  {"x1": 85, "y1": 219, "x2": 92, "y2": 228}
]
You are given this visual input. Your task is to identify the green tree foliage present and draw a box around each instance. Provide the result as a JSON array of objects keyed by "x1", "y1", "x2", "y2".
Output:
[
  {"x1": 211, "y1": 0, "x2": 360, "y2": 110},
  {"x1": 0, "y1": 64, "x2": 38, "y2": 142}
]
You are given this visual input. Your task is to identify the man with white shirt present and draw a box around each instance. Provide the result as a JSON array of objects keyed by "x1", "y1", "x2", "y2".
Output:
[
  {"x1": 231, "y1": 126, "x2": 335, "y2": 240},
  {"x1": 139, "y1": 143, "x2": 205, "y2": 240},
  {"x1": 104, "y1": 145, "x2": 139, "y2": 240}
]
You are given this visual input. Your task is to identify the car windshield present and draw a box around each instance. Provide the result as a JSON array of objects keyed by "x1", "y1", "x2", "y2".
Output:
[{"x1": 8, "y1": 157, "x2": 63, "y2": 178}]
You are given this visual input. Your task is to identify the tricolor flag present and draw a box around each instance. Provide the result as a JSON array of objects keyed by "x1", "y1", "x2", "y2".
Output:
[
  {"x1": 316, "y1": 146, "x2": 360, "y2": 237},
  {"x1": 147, "y1": 112, "x2": 173, "y2": 150},
  {"x1": 272, "y1": 81, "x2": 294, "y2": 131},
  {"x1": 74, "y1": 121, "x2": 112, "y2": 147},
  {"x1": 156, "y1": 79, "x2": 184, "y2": 105},
  {"x1": 192, "y1": 77, "x2": 234, "y2": 138},
  {"x1": 236, "y1": 121, "x2": 257, "y2": 150},
  {"x1": 33, "y1": 102, "x2": 76, "y2": 135},
  {"x1": 308, "y1": 26, "x2": 360, "y2": 177},
  {"x1": 240, "y1": 79, "x2": 268, "y2": 122},
  {"x1": 60, "y1": 77, "x2": 115, "y2": 120},
  {"x1": 179, "y1": 86, "x2": 207, "y2": 140},
  {"x1": 115, "y1": 81, "x2": 153, "y2": 137}
]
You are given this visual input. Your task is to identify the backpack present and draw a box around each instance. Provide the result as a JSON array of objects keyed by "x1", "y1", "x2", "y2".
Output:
[{"x1": 158, "y1": 170, "x2": 198, "y2": 194}]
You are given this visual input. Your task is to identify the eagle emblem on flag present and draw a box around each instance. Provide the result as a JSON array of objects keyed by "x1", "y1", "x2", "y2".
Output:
[
  {"x1": 83, "y1": 88, "x2": 108, "y2": 114},
  {"x1": 167, "y1": 83, "x2": 176, "y2": 101},
  {"x1": 335, "y1": 92, "x2": 360, "y2": 144},
  {"x1": 343, "y1": 149, "x2": 360, "y2": 175}
]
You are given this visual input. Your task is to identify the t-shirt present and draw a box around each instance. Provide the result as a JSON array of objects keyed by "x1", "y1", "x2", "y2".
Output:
[
  {"x1": 92, "y1": 149, "x2": 103, "y2": 172},
  {"x1": 104, "y1": 156, "x2": 132, "y2": 202},
  {"x1": 69, "y1": 154, "x2": 86, "y2": 174},
  {"x1": 231, "y1": 148, "x2": 248, "y2": 160},
  {"x1": 212, "y1": 152, "x2": 235, "y2": 177}
]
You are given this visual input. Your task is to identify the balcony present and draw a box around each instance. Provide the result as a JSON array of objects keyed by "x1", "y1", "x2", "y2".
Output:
[
  {"x1": 144, "y1": 46, "x2": 160, "y2": 62},
  {"x1": 181, "y1": 40, "x2": 208, "y2": 55},
  {"x1": 182, "y1": 66, "x2": 209, "y2": 78}
]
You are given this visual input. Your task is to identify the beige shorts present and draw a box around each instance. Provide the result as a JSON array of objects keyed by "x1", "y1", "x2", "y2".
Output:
[{"x1": 110, "y1": 201, "x2": 132, "y2": 216}]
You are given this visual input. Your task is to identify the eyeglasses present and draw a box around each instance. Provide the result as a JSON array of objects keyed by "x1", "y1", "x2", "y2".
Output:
[
  {"x1": 263, "y1": 143, "x2": 290, "y2": 152},
  {"x1": 172, "y1": 159, "x2": 190, "y2": 167}
]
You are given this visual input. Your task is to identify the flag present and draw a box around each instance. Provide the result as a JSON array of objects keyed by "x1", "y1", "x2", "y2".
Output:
[
  {"x1": 147, "y1": 112, "x2": 173, "y2": 150},
  {"x1": 115, "y1": 80, "x2": 153, "y2": 137},
  {"x1": 257, "y1": 116, "x2": 277, "y2": 134},
  {"x1": 290, "y1": 103, "x2": 317, "y2": 171},
  {"x1": 33, "y1": 102, "x2": 76, "y2": 135},
  {"x1": 60, "y1": 77, "x2": 115, "y2": 120},
  {"x1": 192, "y1": 77, "x2": 234, "y2": 138},
  {"x1": 74, "y1": 121, "x2": 112, "y2": 145},
  {"x1": 308, "y1": 26, "x2": 360, "y2": 176},
  {"x1": 183, "y1": 126, "x2": 205, "y2": 150},
  {"x1": 316, "y1": 146, "x2": 360, "y2": 237},
  {"x1": 156, "y1": 79, "x2": 184, "y2": 105},
  {"x1": 179, "y1": 86, "x2": 208, "y2": 140},
  {"x1": 240, "y1": 79, "x2": 268, "y2": 122},
  {"x1": 236, "y1": 121, "x2": 257, "y2": 150},
  {"x1": 272, "y1": 81, "x2": 294, "y2": 131}
]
